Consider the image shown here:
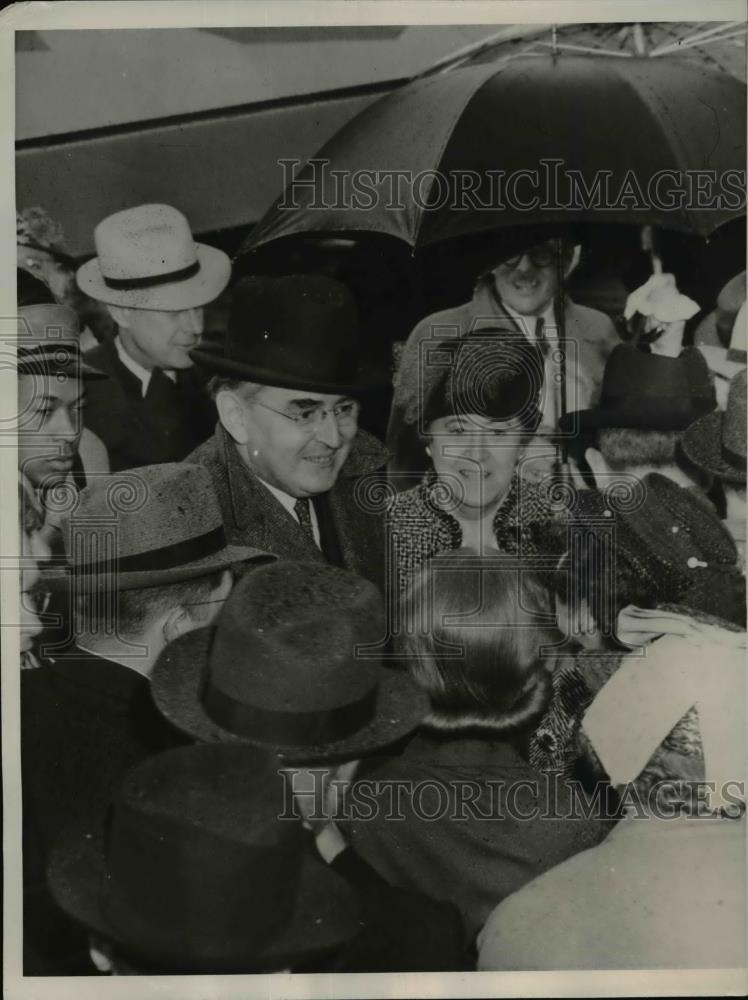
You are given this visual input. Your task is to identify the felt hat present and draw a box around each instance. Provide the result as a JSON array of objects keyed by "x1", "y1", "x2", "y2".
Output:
[
  {"x1": 681, "y1": 368, "x2": 747, "y2": 485},
  {"x1": 51, "y1": 463, "x2": 273, "y2": 590},
  {"x1": 421, "y1": 329, "x2": 544, "y2": 432},
  {"x1": 76, "y1": 204, "x2": 231, "y2": 310},
  {"x1": 151, "y1": 560, "x2": 429, "y2": 764},
  {"x1": 15, "y1": 304, "x2": 108, "y2": 380},
  {"x1": 47, "y1": 743, "x2": 360, "y2": 973},
  {"x1": 559, "y1": 344, "x2": 716, "y2": 432},
  {"x1": 191, "y1": 274, "x2": 380, "y2": 394}
]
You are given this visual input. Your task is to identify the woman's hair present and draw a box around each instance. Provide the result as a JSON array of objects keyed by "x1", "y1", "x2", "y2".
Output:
[{"x1": 399, "y1": 549, "x2": 557, "y2": 736}]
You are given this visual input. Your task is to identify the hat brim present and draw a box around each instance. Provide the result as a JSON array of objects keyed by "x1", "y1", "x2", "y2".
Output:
[
  {"x1": 16, "y1": 356, "x2": 109, "y2": 380},
  {"x1": 76, "y1": 244, "x2": 231, "y2": 311},
  {"x1": 559, "y1": 405, "x2": 711, "y2": 433},
  {"x1": 47, "y1": 819, "x2": 360, "y2": 972},
  {"x1": 151, "y1": 628, "x2": 429, "y2": 765},
  {"x1": 190, "y1": 341, "x2": 385, "y2": 396},
  {"x1": 46, "y1": 544, "x2": 275, "y2": 591},
  {"x1": 681, "y1": 411, "x2": 747, "y2": 484}
]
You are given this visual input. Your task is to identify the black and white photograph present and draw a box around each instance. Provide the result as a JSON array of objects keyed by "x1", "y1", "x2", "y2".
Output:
[{"x1": 4, "y1": 2, "x2": 747, "y2": 996}]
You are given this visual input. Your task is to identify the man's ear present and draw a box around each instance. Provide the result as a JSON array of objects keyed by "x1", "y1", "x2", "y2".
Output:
[
  {"x1": 162, "y1": 605, "x2": 191, "y2": 646},
  {"x1": 584, "y1": 446, "x2": 610, "y2": 488},
  {"x1": 107, "y1": 304, "x2": 132, "y2": 329},
  {"x1": 215, "y1": 390, "x2": 250, "y2": 445}
]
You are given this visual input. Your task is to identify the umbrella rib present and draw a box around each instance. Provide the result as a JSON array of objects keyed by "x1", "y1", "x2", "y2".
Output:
[
  {"x1": 535, "y1": 40, "x2": 632, "y2": 57},
  {"x1": 650, "y1": 22, "x2": 743, "y2": 56}
]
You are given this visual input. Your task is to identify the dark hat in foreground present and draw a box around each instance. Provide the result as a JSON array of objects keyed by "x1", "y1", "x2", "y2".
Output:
[
  {"x1": 191, "y1": 273, "x2": 381, "y2": 394},
  {"x1": 48, "y1": 744, "x2": 360, "y2": 973},
  {"x1": 681, "y1": 368, "x2": 746, "y2": 485},
  {"x1": 559, "y1": 344, "x2": 716, "y2": 432},
  {"x1": 16, "y1": 304, "x2": 107, "y2": 380},
  {"x1": 422, "y1": 329, "x2": 544, "y2": 431},
  {"x1": 52, "y1": 463, "x2": 273, "y2": 590},
  {"x1": 151, "y1": 560, "x2": 429, "y2": 763}
]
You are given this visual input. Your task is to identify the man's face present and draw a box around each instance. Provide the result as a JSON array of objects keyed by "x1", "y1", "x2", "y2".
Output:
[
  {"x1": 493, "y1": 241, "x2": 561, "y2": 316},
  {"x1": 427, "y1": 414, "x2": 524, "y2": 511},
  {"x1": 18, "y1": 373, "x2": 85, "y2": 488},
  {"x1": 116, "y1": 306, "x2": 203, "y2": 370},
  {"x1": 233, "y1": 385, "x2": 359, "y2": 498}
]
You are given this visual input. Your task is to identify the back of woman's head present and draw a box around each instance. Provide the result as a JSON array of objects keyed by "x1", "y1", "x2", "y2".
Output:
[{"x1": 399, "y1": 549, "x2": 557, "y2": 736}]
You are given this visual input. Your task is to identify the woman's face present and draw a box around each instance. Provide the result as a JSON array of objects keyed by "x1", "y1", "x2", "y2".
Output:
[{"x1": 427, "y1": 414, "x2": 524, "y2": 512}]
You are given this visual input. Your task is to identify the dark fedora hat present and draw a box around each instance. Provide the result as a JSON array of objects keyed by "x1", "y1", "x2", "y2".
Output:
[
  {"x1": 47, "y1": 743, "x2": 360, "y2": 973},
  {"x1": 16, "y1": 304, "x2": 107, "y2": 380},
  {"x1": 49, "y1": 463, "x2": 273, "y2": 590},
  {"x1": 191, "y1": 274, "x2": 380, "y2": 395},
  {"x1": 559, "y1": 344, "x2": 716, "y2": 432},
  {"x1": 681, "y1": 368, "x2": 746, "y2": 485},
  {"x1": 151, "y1": 561, "x2": 429, "y2": 764}
]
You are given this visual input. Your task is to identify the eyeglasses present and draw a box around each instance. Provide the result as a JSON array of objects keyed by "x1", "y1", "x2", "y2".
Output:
[
  {"x1": 255, "y1": 399, "x2": 360, "y2": 433},
  {"x1": 21, "y1": 585, "x2": 52, "y2": 615},
  {"x1": 501, "y1": 244, "x2": 559, "y2": 270}
]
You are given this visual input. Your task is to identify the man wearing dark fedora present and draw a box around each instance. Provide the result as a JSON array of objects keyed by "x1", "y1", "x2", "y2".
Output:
[
  {"x1": 21, "y1": 463, "x2": 271, "y2": 974},
  {"x1": 560, "y1": 343, "x2": 718, "y2": 493},
  {"x1": 150, "y1": 561, "x2": 468, "y2": 971},
  {"x1": 77, "y1": 204, "x2": 231, "y2": 471},
  {"x1": 682, "y1": 368, "x2": 747, "y2": 568},
  {"x1": 188, "y1": 273, "x2": 388, "y2": 589}
]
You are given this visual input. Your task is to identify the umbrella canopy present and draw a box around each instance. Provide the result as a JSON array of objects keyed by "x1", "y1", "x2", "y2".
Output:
[{"x1": 246, "y1": 55, "x2": 746, "y2": 253}]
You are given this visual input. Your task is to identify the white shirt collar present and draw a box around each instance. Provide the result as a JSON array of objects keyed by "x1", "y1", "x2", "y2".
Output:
[
  {"x1": 114, "y1": 335, "x2": 176, "y2": 397},
  {"x1": 502, "y1": 301, "x2": 557, "y2": 340}
]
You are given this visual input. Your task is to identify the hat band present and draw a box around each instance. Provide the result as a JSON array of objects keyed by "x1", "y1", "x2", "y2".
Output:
[
  {"x1": 103, "y1": 260, "x2": 200, "y2": 291},
  {"x1": 722, "y1": 442, "x2": 747, "y2": 468},
  {"x1": 74, "y1": 524, "x2": 227, "y2": 575},
  {"x1": 203, "y1": 682, "x2": 378, "y2": 747}
]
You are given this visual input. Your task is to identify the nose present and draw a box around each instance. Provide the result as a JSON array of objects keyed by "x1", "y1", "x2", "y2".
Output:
[
  {"x1": 460, "y1": 439, "x2": 489, "y2": 461},
  {"x1": 513, "y1": 253, "x2": 537, "y2": 276},
  {"x1": 315, "y1": 410, "x2": 342, "y2": 449},
  {"x1": 49, "y1": 407, "x2": 77, "y2": 439},
  {"x1": 181, "y1": 308, "x2": 204, "y2": 335}
]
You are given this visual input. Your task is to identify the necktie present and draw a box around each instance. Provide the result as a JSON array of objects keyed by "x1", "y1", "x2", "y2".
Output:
[
  {"x1": 534, "y1": 315, "x2": 549, "y2": 357},
  {"x1": 293, "y1": 497, "x2": 316, "y2": 545},
  {"x1": 145, "y1": 367, "x2": 177, "y2": 405}
]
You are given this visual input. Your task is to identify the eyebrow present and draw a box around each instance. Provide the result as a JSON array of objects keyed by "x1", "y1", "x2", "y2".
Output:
[{"x1": 34, "y1": 392, "x2": 86, "y2": 406}]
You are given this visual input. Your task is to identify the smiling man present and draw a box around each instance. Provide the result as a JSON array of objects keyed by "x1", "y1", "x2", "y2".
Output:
[
  {"x1": 76, "y1": 204, "x2": 231, "y2": 470},
  {"x1": 388, "y1": 225, "x2": 619, "y2": 488},
  {"x1": 187, "y1": 275, "x2": 388, "y2": 589}
]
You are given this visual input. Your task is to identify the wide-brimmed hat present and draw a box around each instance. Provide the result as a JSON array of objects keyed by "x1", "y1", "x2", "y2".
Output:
[
  {"x1": 16, "y1": 304, "x2": 107, "y2": 380},
  {"x1": 420, "y1": 329, "x2": 544, "y2": 431},
  {"x1": 48, "y1": 743, "x2": 360, "y2": 973},
  {"x1": 681, "y1": 368, "x2": 747, "y2": 485},
  {"x1": 559, "y1": 344, "x2": 716, "y2": 432},
  {"x1": 191, "y1": 274, "x2": 381, "y2": 395},
  {"x1": 50, "y1": 463, "x2": 273, "y2": 590},
  {"x1": 151, "y1": 560, "x2": 429, "y2": 764},
  {"x1": 76, "y1": 204, "x2": 231, "y2": 310}
]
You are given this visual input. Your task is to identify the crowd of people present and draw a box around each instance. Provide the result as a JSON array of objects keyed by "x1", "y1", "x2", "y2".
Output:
[{"x1": 15, "y1": 199, "x2": 747, "y2": 976}]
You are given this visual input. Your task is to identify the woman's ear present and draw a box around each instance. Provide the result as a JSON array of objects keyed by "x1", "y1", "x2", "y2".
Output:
[{"x1": 216, "y1": 390, "x2": 250, "y2": 446}]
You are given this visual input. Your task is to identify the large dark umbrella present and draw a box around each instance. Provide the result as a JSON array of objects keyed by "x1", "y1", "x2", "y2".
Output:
[{"x1": 246, "y1": 55, "x2": 745, "y2": 251}]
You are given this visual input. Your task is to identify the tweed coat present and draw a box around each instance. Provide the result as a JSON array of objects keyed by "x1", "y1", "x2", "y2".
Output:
[
  {"x1": 82, "y1": 339, "x2": 216, "y2": 471},
  {"x1": 186, "y1": 424, "x2": 389, "y2": 591},
  {"x1": 387, "y1": 280, "x2": 620, "y2": 489},
  {"x1": 387, "y1": 471, "x2": 566, "y2": 598}
]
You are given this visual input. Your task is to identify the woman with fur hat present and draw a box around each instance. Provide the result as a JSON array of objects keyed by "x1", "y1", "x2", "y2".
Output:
[
  {"x1": 346, "y1": 550, "x2": 608, "y2": 941},
  {"x1": 386, "y1": 331, "x2": 564, "y2": 600}
]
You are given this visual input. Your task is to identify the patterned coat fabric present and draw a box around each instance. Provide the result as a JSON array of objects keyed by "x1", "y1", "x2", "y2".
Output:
[
  {"x1": 386, "y1": 471, "x2": 565, "y2": 599},
  {"x1": 186, "y1": 424, "x2": 389, "y2": 591},
  {"x1": 387, "y1": 281, "x2": 620, "y2": 489}
]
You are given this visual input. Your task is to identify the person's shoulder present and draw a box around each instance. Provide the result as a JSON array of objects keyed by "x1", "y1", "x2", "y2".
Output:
[
  {"x1": 83, "y1": 339, "x2": 116, "y2": 371},
  {"x1": 184, "y1": 430, "x2": 220, "y2": 468},
  {"x1": 565, "y1": 299, "x2": 618, "y2": 340}
]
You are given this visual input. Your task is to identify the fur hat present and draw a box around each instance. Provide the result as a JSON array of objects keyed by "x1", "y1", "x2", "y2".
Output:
[{"x1": 151, "y1": 560, "x2": 429, "y2": 763}]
